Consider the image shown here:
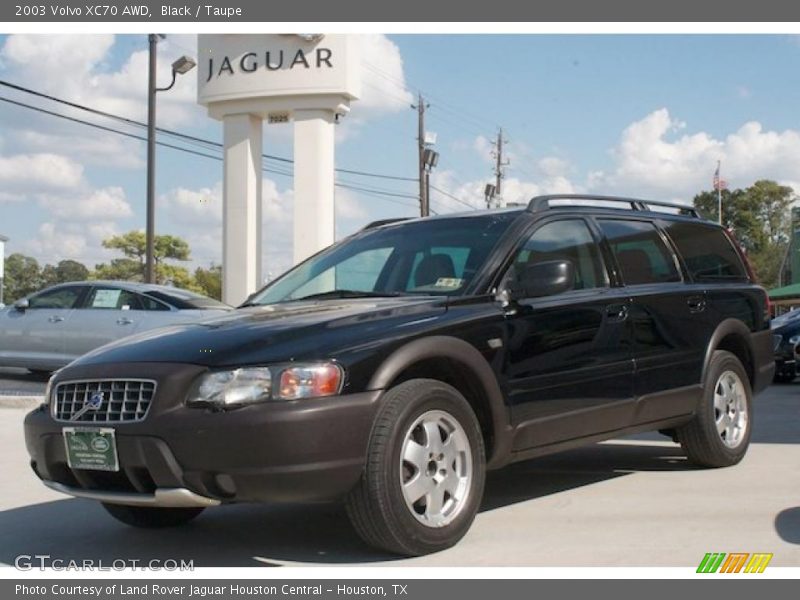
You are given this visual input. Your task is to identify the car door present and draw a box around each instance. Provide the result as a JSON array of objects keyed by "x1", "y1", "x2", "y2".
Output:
[
  {"x1": 501, "y1": 217, "x2": 635, "y2": 450},
  {"x1": 596, "y1": 217, "x2": 712, "y2": 423},
  {"x1": 0, "y1": 285, "x2": 86, "y2": 369},
  {"x1": 65, "y1": 285, "x2": 150, "y2": 359}
]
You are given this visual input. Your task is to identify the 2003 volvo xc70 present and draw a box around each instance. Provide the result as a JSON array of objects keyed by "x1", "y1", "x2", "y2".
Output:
[{"x1": 25, "y1": 195, "x2": 775, "y2": 556}]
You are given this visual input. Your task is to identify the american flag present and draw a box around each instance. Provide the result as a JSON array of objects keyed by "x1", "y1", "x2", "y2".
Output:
[{"x1": 713, "y1": 162, "x2": 728, "y2": 190}]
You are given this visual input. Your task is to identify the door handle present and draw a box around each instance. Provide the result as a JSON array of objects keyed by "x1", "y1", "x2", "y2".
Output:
[
  {"x1": 687, "y1": 295, "x2": 706, "y2": 313},
  {"x1": 48, "y1": 316, "x2": 64, "y2": 323},
  {"x1": 605, "y1": 304, "x2": 629, "y2": 322},
  {"x1": 116, "y1": 318, "x2": 134, "y2": 326}
]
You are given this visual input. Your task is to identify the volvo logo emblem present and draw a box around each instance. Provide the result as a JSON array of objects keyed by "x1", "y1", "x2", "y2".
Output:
[
  {"x1": 71, "y1": 391, "x2": 104, "y2": 421},
  {"x1": 87, "y1": 392, "x2": 104, "y2": 410}
]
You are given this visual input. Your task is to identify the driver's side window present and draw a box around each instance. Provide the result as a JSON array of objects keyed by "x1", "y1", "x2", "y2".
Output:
[{"x1": 505, "y1": 219, "x2": 607, "y2": 296}]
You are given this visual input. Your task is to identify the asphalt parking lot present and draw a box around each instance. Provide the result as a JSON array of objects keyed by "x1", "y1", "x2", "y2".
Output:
[{"x1": 0, "y1": 374, "x2": 798, "y2": 568}]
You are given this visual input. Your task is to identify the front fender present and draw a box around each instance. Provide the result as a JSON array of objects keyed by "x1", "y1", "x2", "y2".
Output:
[{"x1": 368, "y1": 335, "x2": 512, "y2": 469}]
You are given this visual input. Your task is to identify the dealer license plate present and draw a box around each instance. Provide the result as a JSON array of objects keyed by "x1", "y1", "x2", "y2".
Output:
[{"x1": 63, "y1": 427, "x2": 119, "y2": 472}]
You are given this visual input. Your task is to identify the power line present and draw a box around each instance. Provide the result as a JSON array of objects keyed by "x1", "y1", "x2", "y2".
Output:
[
  {"x1": 0, "y1": 78, "x2": 416, "y2": 183},
  {"x1": 0, "y1": 94, "x2": 418, "y2": 205},
  {"x1": 429, "y1": 184, "x2": 480, "y2": 211}
]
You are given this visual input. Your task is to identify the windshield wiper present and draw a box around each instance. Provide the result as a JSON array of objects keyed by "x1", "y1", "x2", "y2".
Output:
[{"x1": 288, "y1": 290, "x2": 408, "y2": 302}]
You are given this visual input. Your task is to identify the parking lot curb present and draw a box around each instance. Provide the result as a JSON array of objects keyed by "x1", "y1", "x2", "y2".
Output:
[{"x1": 0, "y1": 395, "x2": 43, "y2": 409}]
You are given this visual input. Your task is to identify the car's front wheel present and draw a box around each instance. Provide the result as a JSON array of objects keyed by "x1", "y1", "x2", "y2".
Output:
[
  {"x1": 346, "y1": 378, "x2": 485, "y2": 556},
  {"x1": 102, "y1": 503, "x2": 205, "y2": 528},
  {"x1": 677, "y1": 350, "x2": 752, "y2": 467}
]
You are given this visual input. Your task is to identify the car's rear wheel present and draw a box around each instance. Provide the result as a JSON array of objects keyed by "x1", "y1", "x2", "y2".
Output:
[
  {"x1": 345, "y1": 378, "x2": 485, "y2": 556},
  {"x1": 677, "y1": 350, "x2": 752, "y2": 467},
  {"x1": 101, "y1": 503, "x2": 205, "y2": 528}
]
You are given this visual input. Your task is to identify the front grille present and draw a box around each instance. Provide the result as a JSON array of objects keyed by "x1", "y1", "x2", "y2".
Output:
[
  {"x1": 52, "y1": 379, "x2": 156, "y2": 423},
  {"x1": 774, "y1": 334, "x2": 783, "y2": 351}
]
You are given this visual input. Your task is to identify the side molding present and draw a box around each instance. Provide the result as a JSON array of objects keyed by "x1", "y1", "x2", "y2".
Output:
[{"x1": 368, "y1": 336, "x2": 513, "y2": 469}]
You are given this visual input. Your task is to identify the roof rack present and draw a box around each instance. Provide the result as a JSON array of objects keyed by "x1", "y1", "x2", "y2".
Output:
[
  {"x1": 527, "y1": 194, "x2": 701, "y2": 219},
  {"x1": 361, "y1": 218, "x2": 411, "y2": 231}
]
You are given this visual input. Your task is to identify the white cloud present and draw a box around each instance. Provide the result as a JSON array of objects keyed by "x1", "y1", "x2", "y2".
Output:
[
  {"x1": 1, "y1": 34, "x2": 199, "y2": 128},
  {"x1": 39, "y1": 186, "x2": 132, "y2": 220},
  {"x1": 589, "y1": 108, "x2": 800, "y2": 201},
  {"x1": 22, "y1": 220, "x2": 121, "y2": 265},
  {"x1": 0, "y1": 152, "x2": 84, "y2": 191},
  {"x1": 357, "y1": 35, "x2": 414, "y2": 114},
  {"x1": 15, "y1": 130, "x2": 144, "y2": 169}
]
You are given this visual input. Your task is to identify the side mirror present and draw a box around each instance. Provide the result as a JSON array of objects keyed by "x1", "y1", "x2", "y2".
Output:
[
  {"x1": 509, "y1": 259, "x2": 575, "y2": 300},
  {"x1": 13, "y1": 298, "x2": 30, "y2": 311}
]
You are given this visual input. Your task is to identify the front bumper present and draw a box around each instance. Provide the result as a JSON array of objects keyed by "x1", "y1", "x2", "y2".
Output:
[{"x1": 24, "y1": 362, "x2": 382, "y2": 504}]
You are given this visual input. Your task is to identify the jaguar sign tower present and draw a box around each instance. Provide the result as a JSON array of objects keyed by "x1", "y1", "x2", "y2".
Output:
[{"x1": 198, "y1": 34, "x2": 360, "y2": 305}]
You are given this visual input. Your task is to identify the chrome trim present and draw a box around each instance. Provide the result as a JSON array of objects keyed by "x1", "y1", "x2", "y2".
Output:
[
  {"x1": 51, "y1": 378, "x2": 157, "y2": 423},
  {"x1": 42, "y1": 481, "x2": 220, "y2": 507}
]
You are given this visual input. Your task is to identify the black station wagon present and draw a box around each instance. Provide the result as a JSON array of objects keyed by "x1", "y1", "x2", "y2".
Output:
[{"x1": 25, "y1": 195, "x2": 774, "y2": 556}]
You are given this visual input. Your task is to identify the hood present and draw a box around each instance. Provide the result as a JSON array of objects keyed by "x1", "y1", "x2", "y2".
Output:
[{"x1": 72, "y1": 296, "x2": 447, "y2": 367}]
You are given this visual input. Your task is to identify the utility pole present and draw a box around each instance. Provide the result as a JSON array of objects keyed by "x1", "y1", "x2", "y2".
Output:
[
  {"x1": 492, "y1": 128, "x2": 509, "y2": 206},
  {"x1": 413, "y1": 93, "x2": 430, "y2": 217},
  {"x1": 145, "y1": 33, "x2": 159, "y2": 284}
]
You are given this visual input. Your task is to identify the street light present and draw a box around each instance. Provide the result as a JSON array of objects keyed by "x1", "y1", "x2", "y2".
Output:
[
  {"x1": 484, "y1": 183, "x2": 497, "y2": 209},
  {"x1": 145, "y1": 35, "x2": 196, "y2": 284}
]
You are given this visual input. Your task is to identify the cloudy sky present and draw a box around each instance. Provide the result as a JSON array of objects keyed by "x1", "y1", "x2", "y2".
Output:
[{"x1": 1, "y1": 34, "x2": 799, "y2": 279}]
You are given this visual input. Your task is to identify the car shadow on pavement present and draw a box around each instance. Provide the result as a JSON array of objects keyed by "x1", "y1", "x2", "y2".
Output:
[
  {"x1": 775, "y1": 507, "x2": 800, "y2": 545},
  {"x1": 0, "y1": 441, "x2": 687, "y2": 567}
]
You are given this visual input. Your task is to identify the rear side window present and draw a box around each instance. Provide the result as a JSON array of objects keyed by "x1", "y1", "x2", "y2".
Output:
[
  {"x1": 599, "y1": 219, "x2": 681, "y2": 285},
  {"x1": 664, "y1": 222, "x2": 748, "y2": 282}
]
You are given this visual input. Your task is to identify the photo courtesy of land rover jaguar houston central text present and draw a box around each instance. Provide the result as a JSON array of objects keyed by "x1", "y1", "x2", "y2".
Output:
[{"x1": 24, "y1": 194, "x2": 775, "y2": 556}]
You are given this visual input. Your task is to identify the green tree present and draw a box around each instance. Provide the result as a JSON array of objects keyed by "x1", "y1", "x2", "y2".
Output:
[
  {"x1": 97, "y1": 231, "x2": 194, "y2": 285},
  {"x1": 92, "y1": 258, "x2": 144, "y2": 282},
  {"x1": 3, "y1": 253, "x2": 42, "y2": 302},
  {"x1": 41, "y1": 259, "x2": 90, "y2": 287},
  {"x1": 693, "y1": 179, "x2": 794, "y2": 289},
  {"x1": 194, "y1": 264, "x2": 222, "y2": 300}
]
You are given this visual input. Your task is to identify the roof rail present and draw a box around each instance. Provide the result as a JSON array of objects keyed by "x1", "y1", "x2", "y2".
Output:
[
  {"x1": 361, "y1": 218, "x2": 411, "y2": 231},
  {"x1": 527, "y1": 194, "x2": 701, "y2": 219}
]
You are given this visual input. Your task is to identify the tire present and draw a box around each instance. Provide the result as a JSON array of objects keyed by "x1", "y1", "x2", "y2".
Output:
[
  {"x1": 677, "y1": 350, "x2": 752, "y2": 468},
  {"x1": 346, "y1": 378, "x2": 486, "y2": 556},
  {"x1": 102, "y1": 503, "x2": 205, "y2": 528},
  {"x1": 773, "y1": 370, "x2": 795, "y2": 384}
]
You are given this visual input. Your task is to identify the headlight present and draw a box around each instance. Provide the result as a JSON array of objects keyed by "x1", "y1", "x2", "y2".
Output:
[
  {"x1": 186, "y1": 362, "x2": 344, "y2": 408},
  {"x1": 789, "y1": 335, "x2": 800, "y2": 346},
  {"x1": 187, "y1": 367, "x2": 272, "y2": 408},
  {"x1": 276, "y1": 363, "x2": 344, "y2": 400}
]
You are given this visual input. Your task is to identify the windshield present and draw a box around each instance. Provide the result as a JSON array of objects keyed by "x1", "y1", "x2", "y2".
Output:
[{"x1": 248, "y1": 212, "x2": 519, "y2": 305}]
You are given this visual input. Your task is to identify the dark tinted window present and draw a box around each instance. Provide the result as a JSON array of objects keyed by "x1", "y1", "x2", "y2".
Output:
[
  {"x1": 29, "y1": 286, "x2": 84, "y2": 309},
  {"x1": 599, "y1": 219, "x2": 680, "y2": 285},
  {"x1": 664, "y1": 222, "x2": 748, "y2": 282},
  {"x1": 507, "y1": 219, "x2": 606, "y2": 293},
  {"x1": 251, "y1": 213, "x2": 519, "y2": 304},
  {"x1": 145, "y1": 289, "x2": 228, "y2": 310}
]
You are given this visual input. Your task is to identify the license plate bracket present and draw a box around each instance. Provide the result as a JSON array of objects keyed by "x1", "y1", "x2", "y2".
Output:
[{"x1": 63, "y1": 427, "x2": 119, "y2": 472}]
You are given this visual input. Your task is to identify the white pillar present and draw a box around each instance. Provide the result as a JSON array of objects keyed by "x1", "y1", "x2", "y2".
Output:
[
  {"x1": 293, "y1": 109, "x2": 336, "y2": 264},
  {"x1": 222, "y1": 113, "x2": 262, "y2": 306}
]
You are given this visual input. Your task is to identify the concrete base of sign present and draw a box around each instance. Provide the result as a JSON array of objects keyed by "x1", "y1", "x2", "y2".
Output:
[
  {"x1": 222, "y1": 114, "x2": 263, "y2": 305},
  {"x1": 294, "y1": 109, "x2": 335, "y2": 264}
]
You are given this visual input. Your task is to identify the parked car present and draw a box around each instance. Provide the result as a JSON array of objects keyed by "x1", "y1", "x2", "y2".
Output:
[
  {"x1": 1, "y1": 281, "x2": 230, "y2": 372},
  {"x1": 771, "y1": 311, "x2": 800, "y2": 383},
  {"x1": 25, "y1": 195, "x2": 774, "y2": 556}
]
